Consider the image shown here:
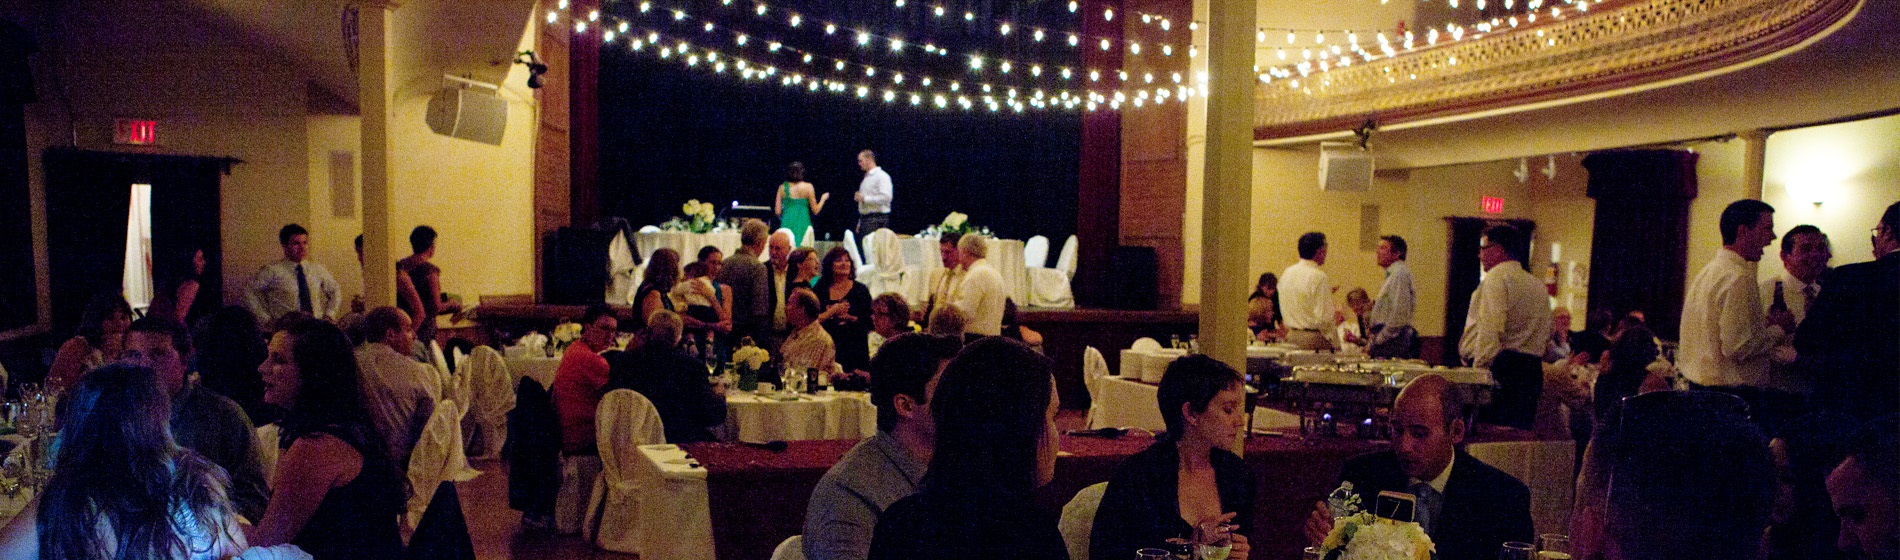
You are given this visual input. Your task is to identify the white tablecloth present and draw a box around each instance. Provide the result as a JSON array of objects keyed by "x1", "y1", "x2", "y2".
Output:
[
  {"x1": 633, "y1": 444, "x2": 715, "y2": 560},
  {"x1": 895, "y1": 236, "x2": 1028, "y2": 307},
  {"x1": 636, "y1": 230, "x2": 742, "y2": 266},
  {"x1": 1093, "y1": 376, "x2": 1300, "y2": 433},
  {"x1": 721, "y1": 390, "x2": 876, "y2": 443},
  {"x1": 503, "y1": 356, "x2": 561, "y2": 389}
]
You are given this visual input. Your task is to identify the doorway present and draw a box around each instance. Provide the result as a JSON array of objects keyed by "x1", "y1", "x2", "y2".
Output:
[{"x1": 1441, "y1": 217, "x2": 1537, "y2": 366}]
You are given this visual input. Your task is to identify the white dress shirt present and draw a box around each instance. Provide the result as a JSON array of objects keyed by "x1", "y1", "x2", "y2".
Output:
[
  {"x1": 857, "y1": 166, "x2": 893, "y2": 214},
  {"x1": 1369, "y1": 260, "x2": 1416, "y2": 344},
  {"x1": 1680, "y1": 248, "x2": 1788, "y2": 388},
  {"x1": 355, "y1": 342, "x2": 440, "y2": 467},
  {"x1": 246, "y1": 259, "x2": 342, "y2": 324},
  {"x1": 1758, "y1": 272, "x2": 1820, "y2": 324},
  {"x1": 1279, "y1": 259, "x2": 1337, "y2": 332},
  {"x1": 1458, "y1": 261, "x2": 1552, "y2": 367},
  {"x1": 924, "y1": 266, "x2": 963, "y2": 324},
  {"x1": 953, "y1": 258, "x2": 1007, "y2": 336}
]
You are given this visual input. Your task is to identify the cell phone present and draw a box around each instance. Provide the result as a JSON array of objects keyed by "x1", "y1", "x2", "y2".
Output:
[{"x1": 1376, "y1": 490, "x2": 1417, "y2": 522}]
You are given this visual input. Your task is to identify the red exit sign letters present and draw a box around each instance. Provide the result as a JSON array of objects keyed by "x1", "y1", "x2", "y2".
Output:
[
  {"x1": 1480, "y1": 196, "x2": 1505, "y2": 214},
  {"x1": 114, "y1": 119, "x2": 157, "y2": 145}
]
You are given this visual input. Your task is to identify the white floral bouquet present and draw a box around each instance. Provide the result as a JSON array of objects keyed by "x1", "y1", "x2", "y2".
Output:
[
  {"x1": 663, "y1": 199, "x2": 720, "y2": 233},
  {"x1": 732, "y1": 344, "x2": 771, "y2": 371},
  {"x1": 1320, "y1": 512, "x2": 1435, "y2": 560},
  {"x1": 551, "y1": 322, "x2": 583, "y2": 352},
  {"x1": 920, "y1": 211, "x2": 992, "y2": 237}
]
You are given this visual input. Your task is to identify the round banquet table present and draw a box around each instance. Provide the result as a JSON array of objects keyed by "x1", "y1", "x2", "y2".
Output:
[
  {"x1": 636, "y1": 230, "x2": 743, "y2": 266},
  {"x1": 502, "y1": 355, "x2": 561, "y2": 389},
  {"x1": 719, "y1": 390, "x2": 877, "y2": 443}
]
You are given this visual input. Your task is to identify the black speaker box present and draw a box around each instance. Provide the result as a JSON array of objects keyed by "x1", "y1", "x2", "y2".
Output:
[
  {"x1": 1107, "y1": 246, "x2": 1158, "y2": 310},
  {"x1": 543, "y1": 227, "x2": 611, "y2": 305}
]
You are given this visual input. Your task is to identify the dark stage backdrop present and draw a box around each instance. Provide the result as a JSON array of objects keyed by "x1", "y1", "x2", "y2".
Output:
[{"x1": 598, "y1": 1, "x2": 1082, "y2": 245}]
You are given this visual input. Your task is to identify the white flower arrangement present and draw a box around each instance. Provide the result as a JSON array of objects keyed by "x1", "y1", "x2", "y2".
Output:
[
  {"x1": 920, "y1": 211, "x2": 992, "y2": 237},
  {"x1": 663, "y1": 199, "x2": 720, "y2": 233},
  {"x1": 551, "y1": 322, "x2": 583, "y2": 352},
  {"x1": 1320, "y1": 513, "x2": 1435, "y2": 560},
  {"x1": 732, "y1": 345, "x2": 771, "y2": 371}
]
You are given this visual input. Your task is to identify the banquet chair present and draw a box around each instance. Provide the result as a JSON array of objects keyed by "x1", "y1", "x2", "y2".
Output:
[
  {"x1": 255, "y1": 424, "x2": 280, "y2": 488},
  {"x1": 1058, "y1": 482, "x2": 1110, "y2": 560},
  {"x1": 772, "y1": 535, "x2": 807, "y2": 560},
  {"x1": 408, "y1": 399, "x2": 482, "y2": 530},
  {"x1": 872, "y1": 228, "x2": 906, "y2": 300},
  {"x1": 607, "y1": 229, "x2": 640, "y2": 305},
  {"x1": 802, "y1": 226, "x2": 815, "y2": 248},
  {"x1": 556, "y1": 453, "x2": 602, "y2": 535},
  {"x1": 1082, "y1": 347, "x2": 1111, "y2": 429},
  {"x1": 1024, "y1": 235, "x2": 1051, "y2": 269},
  {"x1": 1056, "y1": 235, "x2": 1078, "y2": 278},
  {"x1": 461, "y1": 346, "x2": 516, "y2": 459},
  {"x1": 843, "y1": 230, "x2": 866, "y2": 269},
  {"x1": 584, "y1": 389, "x2": 667, "y2": 554}
]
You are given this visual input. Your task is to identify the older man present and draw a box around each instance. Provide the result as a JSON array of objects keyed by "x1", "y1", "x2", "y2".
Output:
[
  {"x1": 804, "y1": 333, "x2": 961, "y2": 560},
  {"x1": 355, "y1": 306, "x2": 441, "y2": 468},
  {"x1": 719, "y1": 220, "x2": 773, "y2": 345},
  {"x1": 1304, "y1": 375, "x2": 1533, "y2": 560},
  {"x1": 766, "y1": 229, "x2": 796, "y2": 348},
  {"x1": 1460, "y1": 225, "x2": 1552, "y2": 430},
  {"x1": 919, "y1": 232, "x2": 963, "y2": 326},
  {"x1": 1798, "y1": 201, "x2": 1900, "y2": 421},
  {"x1": 950, "y1": 234, "x2": 1006, "y2": 337},
  {"x1": 610, "y1": 310, "x2": 727, "y2": 443},
  {"x1": 121, "y1": 317, "x2": 272, "y2": 522}
]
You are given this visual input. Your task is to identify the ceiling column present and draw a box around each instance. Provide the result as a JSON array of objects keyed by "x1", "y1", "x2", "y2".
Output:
[
  {"x1": 1196, "y1": 0, "x2": 1254, "y2": 370},
  {"x1": 358, "y1": 0, "x2": 399, "y2": 309}
]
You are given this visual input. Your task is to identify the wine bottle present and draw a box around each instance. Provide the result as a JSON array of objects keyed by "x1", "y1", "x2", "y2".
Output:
[{"x1": 1770, "y1": 281, "x2": 1789, "y2": 314}]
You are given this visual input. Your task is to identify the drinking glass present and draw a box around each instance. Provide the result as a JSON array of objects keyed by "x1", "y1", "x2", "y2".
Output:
[
  {"x1": 1500, "y1": 541, "x2": 1536, "y2": 560},
  {"x1": 19, "y1": 383, "x2": 40, "y2": 403},
  {"x1": 1136, "y1": 549, "x2": 1171, "y2": 560},
  {"x1": 1194, "y1": 521, "x2": 1234, "y2": 560},
  {"x1": 1537, "y1": 534, "x2": 1571, "y2": 560},
  {"x1": 1302, "y1": 546, "x2": 1324, "y2": 560},
  {"x1": 0, "y1": 400, "x2": 19, "y2": 431}
]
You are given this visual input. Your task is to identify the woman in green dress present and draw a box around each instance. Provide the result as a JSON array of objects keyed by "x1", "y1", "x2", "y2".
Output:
[{"x1": 774, "y1": 161, "x2": 829, "y2": 246}]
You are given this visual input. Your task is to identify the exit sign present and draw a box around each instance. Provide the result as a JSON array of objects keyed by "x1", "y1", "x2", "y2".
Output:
[
  {"x1": 1481, "y1": 196, "x2": 1505, "y2": 214},
  {"x1": 114, "y1": 119, "x2": 157, "y2": 145}
]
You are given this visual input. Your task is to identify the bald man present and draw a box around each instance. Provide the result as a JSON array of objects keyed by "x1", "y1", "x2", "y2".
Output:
[{"x1": 1304, "y1": 375, "x2": 1533, "y2": 560}]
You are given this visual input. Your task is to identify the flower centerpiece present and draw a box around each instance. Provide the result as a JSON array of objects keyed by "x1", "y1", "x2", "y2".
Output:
[
  {"x1": 662, "y1": 199, "x2": 719, "y2": 233},
  {"x1": 920, "y1": 211, "x2": 993, "y2": 238},
  {"x1": 731, "y1": 338, "x2": 772, "y2": 392},
  {"x1": 1317, "y1": 482, "x2": 1435, "y2": 560},
  {"x1": 550, "y1": 322, "x2": 583, "y2": 354}
]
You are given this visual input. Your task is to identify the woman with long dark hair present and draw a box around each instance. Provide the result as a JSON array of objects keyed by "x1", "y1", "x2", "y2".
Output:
[
  {"x1": 246, "y1": 320, "x2": 402, "y2": 560},
  {"x1": 774, "y1": 162, "x2": 828, "y2": 246},
  {"x1": 148, "y1": 248, "x2": 208, "y2": 326},
  {"x1": 1592, "y1": 326, "x2": 1662, "y2": 427},
  {"x1": 1090, "y1": 355, "x2": 1254, "y2": 559},
  {"x1": 36, "y1": 363, "x2": 246, "y2": 559},
  {"x1": 47, "y1": 293, "x2": 133, "y2": 395},
  {"x1": 635, "y1": 248, "x2": 682, "y2": 333},
  {"x1": 1247, "y1": 273, "x2": 1285, "y2": 342},
  {"x1": 814, "y1": 247, "x2": 874, "y2": 373},
  {"x1": 869, "y1": 337, "x2": 1066, "y2": 559}
]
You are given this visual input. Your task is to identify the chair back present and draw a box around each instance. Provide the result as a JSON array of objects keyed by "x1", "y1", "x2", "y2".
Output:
[
  {"x1": 843, "y1": 230, "x2": 866, "y2": 269},
  {"x1": 1058, "y1": 482, "x2": 1110, "y2": 560},
  {"x1": 1056, "y1": 235, "x2": 1079, "y2": 276},
  {"x1": 1130, "y1": 337, "x2": 1162, "y2": 352},
  {"x1": 1024, "y1": 235, "x2": 1051, "y2": 269},
  {"x1": 463, "y1": 346, "x2": 516, "y2": 459},
  {"x1": 408, "y1": 399, "x2": 482, "y2": 527},
  {"x1": 771, "y1": 535, "x2": 806, "y2": 560},
  {"x1": 1083, "y1": 347, "x2": 1109, "y2": 429},
  {"x1": 585, "y1": 389, "x2": 666, "y2": 552},
  {"x1": 801, "y1": 226, "x2": 816, "y2": 248}
]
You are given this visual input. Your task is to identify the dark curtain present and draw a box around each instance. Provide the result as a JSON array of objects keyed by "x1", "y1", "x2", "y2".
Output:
[
  {"x1": 1582, "y1": 150, "x2": 1697, "y2": 341},
  {"x1": 44, "y1": 149, "x2": 228, "y2": 336},
  {"x1": 0, "y1": 22, "x2": 36, "y2": 332},
  {"x1": 1440, "y1": 217, "x2": 1536, "y2": 365}
]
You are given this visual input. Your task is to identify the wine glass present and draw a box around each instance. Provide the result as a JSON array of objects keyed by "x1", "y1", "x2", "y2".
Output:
[
  {"x1": 1500, "y1": 541, "x2": 1536, "y2": 560},
  {"x1": 1537, "y1": 534, "x2": 1570, "y2": 560},
  {"x1": 1193, "y1": 521, "x2": 1234, "y2": 560},
  {"x1": 1302, "y1": 546, "x2": 1324, "y2": 560},
  {"x1": 1136, "y1": 549, "x2": 1171, "y2": 560}
]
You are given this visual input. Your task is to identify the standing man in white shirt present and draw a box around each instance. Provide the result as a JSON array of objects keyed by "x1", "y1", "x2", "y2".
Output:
[
  {"x1": 1759, "y1": 224, "x2": 1831, "y2": 325},
  {"x1": 1280, "y1": 232, "x2": 1342, "y2": 351},
  {"x1": 1681, "y1": 200, "x2": 1800, "y2": 423},
  {"x1": 1367, "y1": 235, "x2": 1418, "y2": 358},
  {"x1": 951, "y1": 234, "x2": 1006, "y2": 337},
  {"x1": 919, "y1": 232, "x2": 965, "y2": 326},
  {"x1": 854, "y1": 150, "x2": 893, "y2": 240},
  {"x1": 1459, "y1": 224, "x2": 1552, "y2": 430},
  {"x1": 245, "y1": 224, "x2": 341, "y2": 327}
]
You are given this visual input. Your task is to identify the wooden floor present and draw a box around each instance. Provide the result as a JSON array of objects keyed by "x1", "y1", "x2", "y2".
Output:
[{"x1": 457, "y1": 409, "x2": 1094, "y2": 559}]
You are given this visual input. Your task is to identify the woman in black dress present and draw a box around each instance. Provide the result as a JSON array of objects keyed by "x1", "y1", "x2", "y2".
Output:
[{"x1": 814, "y1": 247, "x2": 874, "y2": 374}]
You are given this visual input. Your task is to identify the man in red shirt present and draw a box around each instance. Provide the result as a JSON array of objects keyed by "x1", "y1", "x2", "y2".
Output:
[{"x1": 550, "y1": 304, "x2": 619, "y2": 455}]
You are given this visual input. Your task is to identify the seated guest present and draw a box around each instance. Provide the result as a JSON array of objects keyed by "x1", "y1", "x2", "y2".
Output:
[
  {"x1": 610, "y1": 310, "x2": 727, "y2": 443},
  {"x1": 1592, "y1": 326, "x2": 1661, "y2": 428},
  {"x1": 249, "y1": 320, "x2": 403, "y2": 559},
  {"x1": 1092, "y1": 355, "x2": 1255, "y2": 560},
  {"x1": 1545, "y1": 306, "x2": 1574, "y2": 363},
  {"x1": 870, "y1": 337, "x2": 1065, "y2": 559},
  {"x1": 1572, "y1": 391, "x2": 1772, "y2": 560},
  {"x1": 1304, "y1": 375, "x2": 1533, "y2": 560},
  {"x1": 925, "y1": 304, "x2": 967, "y2": 338},
  {"x1": 674, "y1": 247, "x2": 733, "y2": 348},
  {"x1": 24, "y1": 364, "x2": 248, "y2": 559},
  {"x1": 354, "y1": 307, "x2": 440, "y2": 467},
  {"x1": 781, "y1": 290, "x2": 838, "y2": 373},
  {"x1": 1826, "y1": 415, "x2": 1897, "y2": 560},
  {"x1": 1000, "y1": 299, "x2": 1044, "y2": 351},
  {"x1": 193, "y1": 305, "x2": 273, "y2": 424},
  {"x1": 1247, "y1": 272, "x2": 1285, "y2": 341},
  {"x1": 1763, "y1": 414, "x2": 1855, "y2": 560},
  {"x1": 805, "y1": 333, "x2": 963, "y2": 560},
  {"x1": 46, "y1": 293, "x2": 131, "y2": 395},
  {"x1": 121, "y1": 318, "x2": 272, "y2": 524},
  {"x1": 866, "y1": 293, "x2": 916, "y2": 360},
  {"x1": 1338, "y1": 287, "x2": 1374, "y2": 351},
  {"x1": 550, "y1": 305, "x2": 619, "y2": 455}
]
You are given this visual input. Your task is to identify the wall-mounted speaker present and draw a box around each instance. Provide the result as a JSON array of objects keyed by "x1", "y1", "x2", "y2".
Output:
[
  {"x1": 1320, "y1": 142, "x2": 1373, "y2": 192},
  {"x1": 425, "y1": 86, "x2": 507, "y2": 145}
]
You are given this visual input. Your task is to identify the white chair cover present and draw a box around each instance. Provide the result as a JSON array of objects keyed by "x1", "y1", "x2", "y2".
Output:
[
  {"x1": 638, "y1": 225, "x2": 662, "y2": 233},
  {"x1": 843, "y1": 230, "x2": 866, "y2": 269},
  {"x1": 1024, "y1": 235, "x2": 1051, "y2": 269},
  {"x1": 255, "y1": 424, "x2": 280, "y2": 488},
  {"x1": 1056, "y1": 235, "x2": 1079, "y2": 277},
  {"x1": 859, "y1": 230, "x2": 877, "y2": 270},
  {"x1": 801, "y1": 226, "x2": 815, "y2": 248},
  {"x1": 871, "y1": 229, "x2": 906, "y2": 298},
  {"x1": 608, "y1": 230, "x2": 640, "y2": 304},
  {"x1": 557, "y1": 455, "x2": 601, "y2": 535},
  {"x1": 584, "y1": 389, "x2": 667, "y2": 553},
  {"x1": 461, "y1": 346, "x2": 515, "y2": 459},
  {"x1": 772, "y1": 535, "x2": 806, "y2": 560},
  {"x1": 1028, "y1": 267, "x2": 1076, "y2": 309},
  {"x1": 406, "y1": 399, "x2": 481, "y2": 529},
  {"x1": 427, "y1": 340, "x2": 452, "y2": 396},
  {"x1": 1082, "y1": 347, "x2": 1110, "y2": 429},
  {"x1": 1059, "y1": 482, "x2": 1110, "y2": 560}
]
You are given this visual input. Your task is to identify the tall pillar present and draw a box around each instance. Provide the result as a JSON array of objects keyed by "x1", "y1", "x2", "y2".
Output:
[
  {"x1": 358, "y1": 0, "x2": 398, "y2": 308},
  {"x1": 1197, "y1": 0, "x2": 1254, "y2": 369},
  {"x1": 1741, "y1": 129, "x2": 1770, "y2": 199},
  {"x1": 1076, "y1": 0, "x2": 1123, "y2": 308},
  {"x1": 570, "y1": 0, "x2": 601, "y2": 224}
]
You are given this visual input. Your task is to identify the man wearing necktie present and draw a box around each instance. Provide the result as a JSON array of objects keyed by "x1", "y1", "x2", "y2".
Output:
[
  {"x1": 1304, "y1": 375, "x2": 1533, "y2": 560},
  {"x1": 245, "y1": 224, "x2": 341, "y2": 328}
]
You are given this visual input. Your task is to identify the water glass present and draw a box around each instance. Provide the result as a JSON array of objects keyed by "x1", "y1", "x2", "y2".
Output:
[
  {"x1": 19, "y1": 383, "x2": 40, "y2": 403},
  {"x1": 1500, "y1": 541, "x2": 1536, "y2": 560},
  {"x1": 1302, "y1": 546, "x2": 1324, "y2": 560},
  {"x1": 1537, "y1": 534, "x2": 1570, "y2": 560},
  {"x1": 1194, "y1": 522, "x2": 1234, "y2": 560},
  {"x1": 1136, "y1": 549, "x2": 1171, "y2": 560}
]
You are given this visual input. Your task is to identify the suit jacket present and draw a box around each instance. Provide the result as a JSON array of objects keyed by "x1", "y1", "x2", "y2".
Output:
[
  {"x1": 1337, "y1": 450, "x2": 1533, "y2": 560},
  {"x1": 1795, "y1": 252, "x2": 1900, "y2": 420},
  {"x1": 718, "y1": 247, "x2": 771, "y2": 335},
  {"x1": 608, "y1": 344, "x2": 728, "y2": 444}
]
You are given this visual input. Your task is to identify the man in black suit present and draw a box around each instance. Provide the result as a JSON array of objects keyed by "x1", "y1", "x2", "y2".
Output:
[
  {"x1": 718, "y1": 219, "x2": 772, "y2": 345},
  {"x1": 1304, "y1": 375, "x2": 1534, "y2": 560},
  {"x1": 1797, "y1": 201, "x2": 1900, "y2": 422},
  {"x1": 608, "y1": 310, "x2": 728, "y2": 443}
]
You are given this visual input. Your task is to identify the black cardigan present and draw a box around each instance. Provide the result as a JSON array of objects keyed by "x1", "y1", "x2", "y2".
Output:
[{"x1": 1090, "y1": 441, "x2": 1256, "y2": 560}]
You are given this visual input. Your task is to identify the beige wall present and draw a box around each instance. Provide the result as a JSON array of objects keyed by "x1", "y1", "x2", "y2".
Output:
[
  {"x1": 305, "y1": 115, "x2": 366, "y2": 303},
  {"x1": 1761, "y1": 114, "x2": 1900, "y2": 275}
]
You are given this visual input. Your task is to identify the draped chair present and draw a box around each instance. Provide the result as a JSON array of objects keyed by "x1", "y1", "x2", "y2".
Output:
[
  {"x1": 460, "y1": 346, "x2": 515, "y2": 459},
  {"x1": 1028, "y1": 235, "x2": 1077, "y2": 308},
  {"x1": 407, "y1": 399, "x2": 481, "y2": 529},
  {"x1": 584, "y1": 389, "x2": 667, "y2": 553}
]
